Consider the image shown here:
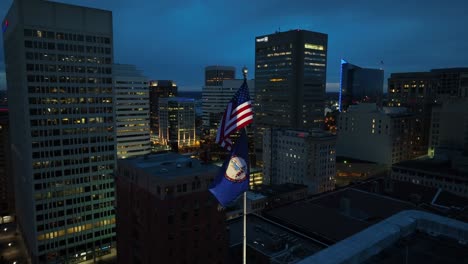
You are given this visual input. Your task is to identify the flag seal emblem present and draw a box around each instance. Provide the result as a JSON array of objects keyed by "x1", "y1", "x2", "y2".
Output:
[{"x1": 225, "y1": 155, "x2": 247, "y2": 183}]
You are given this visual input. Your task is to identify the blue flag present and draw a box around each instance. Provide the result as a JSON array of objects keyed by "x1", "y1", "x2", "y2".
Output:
[{"x1": 209, "y1": 129, "x2": 250, "y2": 207}]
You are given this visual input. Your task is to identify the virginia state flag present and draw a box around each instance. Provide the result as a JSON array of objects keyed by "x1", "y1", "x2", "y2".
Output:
[{"x1": 209, "y1": 129, "x2": 250, "y2": 207}]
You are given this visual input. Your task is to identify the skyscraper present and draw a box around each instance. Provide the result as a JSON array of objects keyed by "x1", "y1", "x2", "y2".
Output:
[
  {"x1": 114, "y1": 64, "x2": 150, "y2": 159},
  {"x1": 3, "y1": 0, "x2": 116, "y2": 262},
  {"x1": 149, "y1": 80, "x2": 177, "y2": 137},
  {"x1": 254, "y1": 29, "x2": 328, "y2": 164},
  {"x1": 339, "y1": 60, "x2": 384, "y2": 112},
  {"x1": 204, "y1": 65, "x2": 235, "y2": 86},
  {"x1": 159, "y1": 97, "x2": 196, "y2": 151}
]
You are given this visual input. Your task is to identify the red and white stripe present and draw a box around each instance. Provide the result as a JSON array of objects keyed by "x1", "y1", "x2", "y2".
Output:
[{"x1": 216, "y1": 100, "x2": 253, "y2": 150}]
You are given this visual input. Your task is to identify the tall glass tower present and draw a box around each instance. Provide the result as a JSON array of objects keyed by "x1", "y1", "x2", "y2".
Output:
[
  {"x1": 3, "y1": 0, "x2": 116, "y2": 262},
  {"x1": 254, "y1": 29, "x2": 328, "y2": 164},
  {"x1": 339, "y1": 60, "x2": 384, "y2": 112}
]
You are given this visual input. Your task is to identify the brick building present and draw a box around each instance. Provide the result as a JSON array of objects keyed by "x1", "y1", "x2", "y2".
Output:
[{"x1": 116, "y1": 153, "x2": 228, "y2": 264}]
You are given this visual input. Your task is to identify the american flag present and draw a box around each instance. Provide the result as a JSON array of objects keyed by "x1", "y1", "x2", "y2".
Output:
[{"x1": 215, "y1": 80, "x2": 253, "y2": 150}]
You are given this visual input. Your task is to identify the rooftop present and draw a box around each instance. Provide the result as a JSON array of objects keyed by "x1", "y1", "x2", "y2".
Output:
[
  {"x1": 229, "y1": 214, "x2": 326, "y2": 262},
  {"x1": 265, "y1": 188, "x2": 417, "y2": 244},
  {"x1": 251, "y1": 183, "x2": 308, "y2": 197},
  {"x1": 356, "y1": 178, "x2": 468, "y2": 209},
  {"x1": 297, "y1": 210, "x2": 468, "y2": 264},
  {"x1": 119, "y1": 153, "x2": 219, "y2": 180},
  {"x1": 393, "y1": 158, "x2": 467, "y2": 178},
  {"x1": 363, "y1": 231, "x2": 468, "y2": 264}
]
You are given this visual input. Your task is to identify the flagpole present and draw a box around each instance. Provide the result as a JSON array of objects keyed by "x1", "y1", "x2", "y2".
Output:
[{"x1": 242, "y1": 66, "x2": 248, "y2": 264}]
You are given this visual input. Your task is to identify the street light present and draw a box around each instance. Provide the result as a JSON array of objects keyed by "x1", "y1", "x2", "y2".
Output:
[
  {"x1": 3, "y1": 228, "x2": 7, "y2": 231},
  {"x1": 8, "y1": 242, "x2": 12, "y2": 247}
]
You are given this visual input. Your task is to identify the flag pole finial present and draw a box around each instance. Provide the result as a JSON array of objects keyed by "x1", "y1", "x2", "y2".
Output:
[{"x1": 242, "y1": 66, "x2": 248, "y2": 80}]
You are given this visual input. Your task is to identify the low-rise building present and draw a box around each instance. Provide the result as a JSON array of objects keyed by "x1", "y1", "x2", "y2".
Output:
[
  {"x1": 391, "y1": 157, "x2": 468, "y2": 198},
  {"x1": 263, "y1": 128, "x2": 336, "y2": 194},
  {"x1": 337, "y1": 103, "x2": 414, "y2": 165}
]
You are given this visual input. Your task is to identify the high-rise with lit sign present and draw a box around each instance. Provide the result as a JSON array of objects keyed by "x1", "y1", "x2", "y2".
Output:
[
  {"x1": 254, "y1": 29, "x2": 328, "y2": 164},
  {"x1": 3, "y1": 0, "x2": 116, "y2": 262}
]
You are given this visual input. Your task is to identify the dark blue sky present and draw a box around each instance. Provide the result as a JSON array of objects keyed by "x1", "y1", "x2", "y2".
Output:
[{"x1": 1, "y1": 0, "x2": 468, "y2": 91}]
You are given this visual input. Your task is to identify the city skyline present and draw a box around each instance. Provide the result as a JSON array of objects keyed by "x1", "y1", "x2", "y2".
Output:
[{"x1": 1, "y1": 0, "x2": 467, "y2": 91}]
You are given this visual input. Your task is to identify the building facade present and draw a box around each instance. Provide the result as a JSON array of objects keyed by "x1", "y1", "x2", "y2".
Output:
[
  {"x1": 149, "y1": 80, "x2": 177, "y2": 137},
  {"x1": 204, "y1": 65, "x2": 235, "y2": 86},
  {"x1": 0, "y1": 108, "x2": 14, "y2": 224},
  {"x1": 3, "y1": 0, "x2": 116, "y2": 262},
  {"x1": 431, "y1": 68, "x2": 468, "y2": 98},
  {"x1": 114, "y1": 64, "x2": 150, "y2": 159},
  {"x1": 263, "y1": 128, "x2": 336, "y2": 194},
  {"x1": 391, "y1": 159, "x2": 468, "y2": 198},
  {"x1": 116, "y1": 153, "x2": 228, "y2": 264},
  {"x1": 202, "y1": 79, "x2": 255, "y2": 133},
  {"x1": 388, "y1": 72, "x2": 436, "y2": 157},
  {"x1": 254, "y1": 30, "x2": 328, "y2": 164},
  {"x1": 428, "y1": 98, "x2": 468, "y2": 157},
  {"x1": 159, "y1": 97, "x2": 196, "y2": 151},
  {"x1": 337, "y1": 104, "x2": 413, "y2": 165},
  {"x1": 339, "y1": 59, "x2": 383, "y2": 112}
]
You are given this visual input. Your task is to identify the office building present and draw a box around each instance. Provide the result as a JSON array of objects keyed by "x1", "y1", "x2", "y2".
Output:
[
  {"x1": 263, "y1": 128, "x2": 336, "y2": 194},
  {"x1": 0, "y1": 108, "x2": 14, "y2": 224},
  {"x1": 387, "y1": 68, "x2": 468, "y2": 156},
  {"x1": 254, "y1": 30, "x2": 328, "y2": 163},
  {"x1": 149, "y1": 80, "x2": 177, "y2": 137},
  {"x1": 431, "y1": 68, "x2": 468, "y2": 98},
  {"x1": 339, "y1": 59, "x2": 384, "y2": 112},
  {"x1": 116, "y1": 153, "x2": 227, "y2": 264},
  {"x1": 202, "y1": 78, "x2": 255, "y2": 132},
  {"x1": 159, "y1": 97, "x2": 196, "y2": 151},
  {"x1": 204, "y1": 65, "x2": 235, "y2": 86},
  {"x1": 428, "y1": 98, "x2": 468, "y2": 157},
  {"x1": 114, "y1": 64, "x2": 150, "y2": 159},
  {"x1": 388, "y1": 72, "x2": 436, "y2": 157},
  {"x1": 388, "y1": 72, "x2": 435, "y2": 107},
  {"x1": 3, "y1": 0, "x2": 116, "y2": 262},
  {"x1": 388, "y1": 68, "x2": 468, "y2": 103},
  {"x1": 337, "y1": 103, "x2": 413, "y2": 165}
]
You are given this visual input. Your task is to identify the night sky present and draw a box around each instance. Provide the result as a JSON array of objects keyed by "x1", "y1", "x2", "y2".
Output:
[{"x1": 1, "y1": 0, "x2": 467, "y2": 91}]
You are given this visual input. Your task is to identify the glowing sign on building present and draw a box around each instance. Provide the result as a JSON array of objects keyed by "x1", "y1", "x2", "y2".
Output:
[{"x1": 256, "y1": 36, "x2": 268, "y2": 42}]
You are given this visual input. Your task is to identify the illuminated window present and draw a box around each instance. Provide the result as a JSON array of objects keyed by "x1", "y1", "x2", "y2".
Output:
[{"x1": 304, "y1": 43, "x2": 324, "y2": 50}]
